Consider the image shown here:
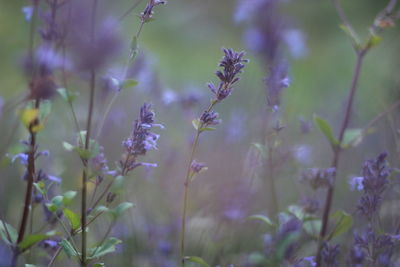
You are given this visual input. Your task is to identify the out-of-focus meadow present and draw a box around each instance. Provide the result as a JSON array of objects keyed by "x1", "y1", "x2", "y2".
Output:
[{"x1": 0, "y1": 0, "x2": 400, "y2": 266}]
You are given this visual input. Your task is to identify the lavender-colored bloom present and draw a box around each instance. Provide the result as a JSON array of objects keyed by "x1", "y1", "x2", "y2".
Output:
[
  {"x1": 141, "y1": 0, "x2": 167, "y2": 22},
  {"x1": 349, "y1": 176, "x2": 364, "y2": 191},
  {"x1": 283, "y1": 29, "x2": 308, "y2": 59},
  {"x1": 190, "y1": 160, "x2": 207, "y2": 174},
  {"x1": 300, "y1": 197, "x2": 319, "y2": 214},
  {"x1": 348, "y1": 245, "x2": 364, "y2": 267},
  {"x1": 22, "y1": 6, "x2": 33, "y2": 22},
  {"x1": 321, "y1": 243, "x2": 340, "y2": 267},
  {"x1": 121, "y1": 103, "x2": 163, "y2": 174},
  {"x1": 0, "y1": 96, "x2": 3, "y2": 119},
  {"x1": 12, "y1": 153, "x2": 29, "y2": 166},
  {"x1": 91, "y1": 146, "x2": 109, "y2": 175},
  {"x1": 200, "y1": 110, "x2": 221, "y2": 127},
  {"x1": 209, "y1": 48, "x2": 249, "y2": 102},
  {"x1": 357, "y1": 152, "x2": 391, "y2": 220}
]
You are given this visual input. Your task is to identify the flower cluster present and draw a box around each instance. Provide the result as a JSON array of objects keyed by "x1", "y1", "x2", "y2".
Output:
[
  {"x1": 321, "y1": 243, "x2": 340, "y2": 267},
  {"x1": 357, "y1": 152, "x2": 391, "y2": 220},
  {"x1": 121, "y1": 103, "x2": 163, "y2": 174},
  {"x1": 208, "y1": 48, "x2": 249, "y2": 102}
]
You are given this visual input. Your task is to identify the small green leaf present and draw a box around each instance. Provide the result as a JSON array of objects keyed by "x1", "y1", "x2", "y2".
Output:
[
  {"x1": 33, "y1": 181, "x2": 46, "y2": 195},
  {"x1": 63, "y1": 142, "x2": 75, "y2": 151},
  {"x1": 93, "y1": 205, "x2": 109, "y2": 214},
  {"x1": 303, "y1": 219, "x2": 322, "y2": 238},
  {"x1": 59, "y1": 239, "x2": 79, "y2": 258},
  {"x1": 110, "y1": 202, "x2": 134, "y2": 220},
  {"x1": 247, "y1": 215, "x2": 274, "y2": 227},
  {"x1": 192, "y1": 119, "x2": 200, "y2": 131},
  {"x1": 93, "y1": 264, "x2": 105, "y2": 267},
  {"x1": 63, "y1": 208, "x2": 81, "y2": 231},
  {"x1": 121, "y1": 79, "x2": 138, "y2": 89},
  {"x1": 111, "y1": 176, "x2": 125, "y2": 193},
  {"x1": 0, "y1": 220, "x2": 18, "y2": 245},
  {"x1": 57, "y1": 88, "x2": 79, "y2": 103},
  {"x1": 46, "y1": 195, "x2": 64, "y2": 212},
  {"x1": 342, "y1": 128, "x2": 363, "y2": 148},
  {"x1": 19, "y1": 231, "x2": 57, "y2": 250},
  {"x1": 184, "y1": 256, "x2": 210, "y2": 267},
  {"x1": 25, "y1": 264, "x2": 36, "y2": 267},
  {"x1": 199, "y1": 127, "x2": 216, "y2": 133},
  {"x1": 63, "y1": 191, "x2": 77, "y2": 205},
  {"x1": 88, "y1": 237, "x2": 122, "y2": 259},
  {"x1": 313, "y1": 115, "x2": 339, "y2": 146},
  {"x1": 328, "y1": 210, "x2": 353, "y2": 240}
]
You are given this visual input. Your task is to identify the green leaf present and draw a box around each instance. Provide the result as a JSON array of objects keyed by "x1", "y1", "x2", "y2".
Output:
[
  {"x1": 33, "y1": 181, "x2": 46, "y2": 196},
  {"x1": 192, "y1": 119, "x2": 200, "y2": 131},
  {"x1": 110, "y1": 202, "x2": 134, "y2": 220},
  {"x1": 88, "y1": 237, "x2": 122, "y2": 259},
  {"x1": 184, "y1": 256, "x2": 210, "y2": 267},
  {"x1": 0, "y1": 220, "x2": 18, "y2": 245},
  {"x1": 93, "y1": 264, "x2": 106, "y2": 267},
  {"x1": 303, "y1": 219, "x2": 322, "y2": 238},
  {"x1": 288, "y1": 205, "x2": 306, "y2": 220},
  {"x1": 63, "y1": 142, "x2": 75, "y2": 151},
  {"x1": 111, "y1": 176, "x2": 125, "y2": 193},
  {"x1": 342, "y1": 128, "x2": 363, "y2": 148},
  {"x1": 39, "y1": 100, "x2": 52, "y2": 120},
  {"x1": 46, "y1": 195, "x2": 64, "y2": 212},
  {"x1": 313, "y1": 115, "x2": 339, "y2": 146},
  {"x1": 57, "y1": 88, "x2": 79, "y2": 103},
  {"x1": 121, "y1": 79, "x2": 138, "y2": 89},
  {"x1": 93, "y1": 205, "x2": 109, "y2": 214},
  {"x1": 328, "y1": 210, "x2": 353, "y2": 240},
  {"x1": 247, "y1": 215, "x2": 274, "y2": 227},
  {"x1": 199, "y1": 127, "x2": 216, "y2": 133},
  {"x1": 25, "y1": 264, "x2": 36, "y2": 267},
  {"x1": 63, "y1": 208, "x2": 81, "y2": 231},
  {"x1": 63, "y1": 191, "x2": 77, "y2": 205},
  {"x1": 19, "y1": 231, "x2": 57, "y2": 250},
  {"x1": 59, "y1": 239, "x2": 79, "y2": 258}
]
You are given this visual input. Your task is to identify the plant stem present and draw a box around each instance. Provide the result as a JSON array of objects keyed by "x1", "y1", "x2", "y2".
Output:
[
  {"x1": 315, "y1": 50, "x2": 366, "y2": 267},
  {"x1": 180, "y1": 102, "x2": 216, "y2": 266},
  {"x1": 81, "y1": 1, "x2": 98, "y2": 265}
]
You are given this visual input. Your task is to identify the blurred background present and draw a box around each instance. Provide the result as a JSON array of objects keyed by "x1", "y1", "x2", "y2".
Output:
[{"x1": 0, "y1": 0, "x2": 399, "y2": 266}]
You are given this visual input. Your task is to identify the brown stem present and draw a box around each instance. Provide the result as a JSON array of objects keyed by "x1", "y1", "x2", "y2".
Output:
[{"x1": 315, "y1": 50, "x2": 366, "y2": 266}]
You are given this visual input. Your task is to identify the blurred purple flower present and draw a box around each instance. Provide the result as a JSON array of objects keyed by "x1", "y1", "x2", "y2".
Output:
[
  {"x1": 141, "y1": 0, "x2": 167, "y2": 23},
  {"x1": 321, "y1": 243, "x2": 340, "y2": 267},
  {"x1": 22, "y1": 6, "x2": 33, "y2": 22},
  {"x1": 283, "y1": 29, "x2": 308, "y2": 59},
  {"x1": 349, "y1": 176, "x2": 364, "y2": 191}
]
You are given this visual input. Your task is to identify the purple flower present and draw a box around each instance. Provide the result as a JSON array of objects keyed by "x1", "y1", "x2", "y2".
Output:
[
  {"x1": 190, "y1": 160, "x2": 207, "y2": 174},
  {"x1": 141, "y1": 0, "x2": 167, "y2": 22},
  {"x1": 209, "y1": 48, "x2": 249, "y2": 102},
  {"x1": 301, "y1": 167, "x2": 336, "y2": 190},
  {"x1": 121, "y1": 103, "x2": 163, "y2": 174},
  {"x1": 321, "y1": 243, "x2": 340, "y2": 267},
  {"x1": 200, "y1": 110, "x2": 221, "y2": 127}
]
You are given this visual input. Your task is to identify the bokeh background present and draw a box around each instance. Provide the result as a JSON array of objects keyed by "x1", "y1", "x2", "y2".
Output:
[{"x1": 0, "y1": 0, "x2": 399, "y2": 266}]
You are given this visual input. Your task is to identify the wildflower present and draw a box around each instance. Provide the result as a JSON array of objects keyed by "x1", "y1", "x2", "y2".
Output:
[
  {"x1": 120, "y1": 103, "x2": 163, "y2": 174},
  {"x1": 357, "y1": 152, "x2": 391, "y2": 220},
  {"x1": 208, "y1": 48, "x2": 249, "y2": 102},
  {"x1": 190, "y1": 160, "x2": 207, "y2": 174},
  {"x1": 200, "y1": 110, "x2": 221, "y2": 127},
  {"x1": 141, "y1": 0, "x2": 167, "y2": 23},
  {"x1": 321, "y1": 243, "x2": 340, "y2": 267}
]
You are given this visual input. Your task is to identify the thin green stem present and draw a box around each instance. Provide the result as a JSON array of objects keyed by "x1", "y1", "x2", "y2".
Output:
[{"x1": 180, "y1": 102, "x2": 216, "y2": 266}]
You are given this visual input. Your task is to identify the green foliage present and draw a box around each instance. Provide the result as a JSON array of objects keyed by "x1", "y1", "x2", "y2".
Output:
[
  {"x1": 19, "y1": 230, "x2": 57, "y2": 250},
  {"x1": 327, "y1": 210, "x2": 353, "y2": 241},
  {"x1": 88, "y1": 238, "x2": 122, "y2": 259},
  {"x1": 63, "y1": 208, "x2": 81, "y2": 231},
  {"x1": 59, "y1": 239, "x2": 79, "y2": 258},
  {"x1": 313, "y1": 115, "x2": 339, "y2": 146},
  {"x1": 247, "y1": 215, "x2": 274, "y2": 227},
  {"x1": 110, "y1": 202, "x2": 135, "y2": 220},
  {"x1": 0, "y1": 220, "x2": 17, "y2": 246},
  {"x1": 184, "y1": 256, "x2": 210, "y2": 267},
  {"x1": 57, "y1": 88, "x2": 79, "y2": 103}
]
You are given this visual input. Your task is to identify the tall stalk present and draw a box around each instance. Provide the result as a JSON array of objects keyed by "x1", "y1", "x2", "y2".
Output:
[
  {"x1": 315, "y1": 0, "x2": 397, "y2": 265},
  {"x1": 11, "y1": 1, "x2": 40, "y2": 265},
  {"x1": 81, "y1": 1, "x2": 98, "y2": 266}
]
